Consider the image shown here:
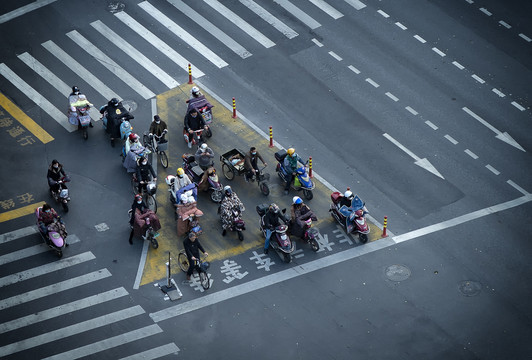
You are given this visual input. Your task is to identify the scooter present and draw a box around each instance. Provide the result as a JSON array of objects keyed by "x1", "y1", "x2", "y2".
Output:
[
  {"x1": 186, "y1": 96, "x2": 213, "y2": 138},
  {"x1": 49, "y1": 176, "x2": 70, "y2": 212},
  {"x1": 329, "y1": 192, "x2": 370, "y2": 243},
  {"x1": 290, "y1": 212, "x2": 320, "y2": 252},
  {"x1": 128, "y1": 209, "x2": 159, "y2": 249},
  {"x1": 183, "y1": 129, "x2": 207, "y2": 148},
  {"x1": 35, "y1": 207, "x2": 67, "y2": 258},
  {"x1": 68, "y1": 104, "x2": 92, "y2": 140},
  {"x1": 176, "y1": 192, "x2": 203, "y2": 238},
  {"x1": 275, "y1": 149, "x2": 314, "y2": 200},
  {"x1": 221, "y1": 205, "x2": 245, "y2": 241},
  {"x1": 256, "y1": 204, "x2": 295, "y2": 263},
  {"x1": 182, "y1": 153, "x2": 223, "y2": 203}
]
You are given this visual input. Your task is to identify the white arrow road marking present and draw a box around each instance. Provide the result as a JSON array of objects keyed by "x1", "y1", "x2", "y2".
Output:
[
  {"x1": 462, "y1": 107, "x2": 525, "y2": 152},
  {"x1": 383, "y1": 133, "x2": 445, "y2": 179}
]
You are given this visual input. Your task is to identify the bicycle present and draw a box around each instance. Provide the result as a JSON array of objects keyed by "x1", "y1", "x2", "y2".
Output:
[
  {"x1": 143, "y1": 131, "x2": 169, "y2": 168},
  {"x1": 177, "y1": 251, "x2": 210, "y2": 290}
]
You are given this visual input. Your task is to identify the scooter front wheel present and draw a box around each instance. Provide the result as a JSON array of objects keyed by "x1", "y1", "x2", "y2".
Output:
[
  {"x1": 82, "y1": 127, "x2": 88, "y2": 140},
  {"x1": 282, "y1": 252, "x2": 292, "y2": 263},
  {"x1": 205, "y1": 127, "x2": 212, "y2": 138},
  {"x1": 303, "y1": 189, "x2": 313, "y2": 200},
  {"x1": 359, "y1": 233, "x2": 368, "y2": 244},
  {"x1": 62, "y1": 202, "x2": 69, "y2": 212},
  {"x1": 309, "y1": 238, "x2": 319, "y2": 252},
  {"x1": 211, "y1": 190, "x2": 222, "y2": 203}
]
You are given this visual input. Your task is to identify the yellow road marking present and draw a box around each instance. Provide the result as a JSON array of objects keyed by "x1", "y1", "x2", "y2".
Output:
[
  {"x1": 0, "y1": 201, "x2": 45, "y2": 223},
  {"x1": 0, "y1": 92, "x2": 54, "y2": 144}
]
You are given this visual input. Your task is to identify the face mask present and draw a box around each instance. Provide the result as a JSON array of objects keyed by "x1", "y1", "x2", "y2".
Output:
[
  {"x1": 155, "y1": 120, "x2": 160, "y2": 124},
  {"x1": 45, "y1": 209, "x2": 51, "y2": 213},
  {"x1": 53, "y1": 165, "x2": 59, "y2": 169},
  {"x1": 137, "y1": 201, "x2": 142, "y2": 204},
  {"x1": 178, "y1": 174, "x2": 183, "y2": 178},
  {"x1": 251, "y1": 152, "x2": 256, "y2": 155},
  {"x1": 142, "y1": 161, "x2": 147, "y2": 166}
]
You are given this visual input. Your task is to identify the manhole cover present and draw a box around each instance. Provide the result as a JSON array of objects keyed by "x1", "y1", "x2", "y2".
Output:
[
  {"x1": 385, "y1": 264, "x2": 411, "y2": 281},
  {"x1": 107, "y1": 2, "x2": 125, "y2": 13},
  {"x1": 121, "y1": 100, "x2": 137, "y2": 113},
  {"x1": 458, "y1": 281, "x2": 481, "y2": 297}
]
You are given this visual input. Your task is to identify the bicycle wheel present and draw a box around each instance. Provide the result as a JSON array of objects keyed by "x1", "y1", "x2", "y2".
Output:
[
  {"x1": 143, "y1": 133, "x2": 151, "y2": 148},
  {"x1": 146, "y1": 194, "x2": 157, "y2": 213},
  {"x1": 178, "y1": 251, "x2": 189, "y2": 272},
  {"x1": 259, "y1": 182, "x2": 270, "y2": 196},
  {"x1": 198, "y1": 270, "x2": 210, "y2": 290},
  {"x1": 131, "y1": 177, "x2": 138, "y2": 194},
  {"x1": 83, "y1": 127, "x2": 88, "y2": 140},
  {"x1": 222, "y1": 163, "x2": 235, "y2": 180},
  {"x1": 160, "y1": 151, "x2": 169, "y2": 168}
]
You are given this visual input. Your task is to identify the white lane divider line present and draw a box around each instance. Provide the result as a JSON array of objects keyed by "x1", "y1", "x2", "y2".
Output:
[
  {"x1": 444, "y1": 134, "x2": 458, "y2": 145},
  {"x1": 273, "y1": 0, "x2": 321, "y2": 29},
  {"x1": 432, "y1": 47, "x2": 446, "y2": 57},
  {"x1": 42, "y1": 40, "x2": 119, "y2": 101},
  {"x1": 344, "y1": 0, "x2": 366, "y2": 10},
  {"x1": 377, "y1": 9, "x2": 389, "y2": 18},
  {"x1": 425, "y1": 120, "x2": 438, "y2": 130},
  {"x1": 485, "y1": 164, "x2": 500, "y2": 175},
  {"x1": 203, "y1": 0, "x2": 276, "y2": 48},
  {"x1": 452, "y1": 61, "x2": 465, "y2": 70},
  {"x1": 492, "y1": 88, "x2": 505, "y2": 97},
  {"x1": 479, "y1": 7, "x2": 492, "y2": 16},
  {"x1": 464, "y1": 149, "x2": 479, "y2": 159},
  {"x1": 139, "y1": 1, "x2": 228, "y2": 68},
  {"x1": 519, "y1": 33, "x2": 531, "y2": 42},
  {"x1": 385, "y1": 92, "x2": 399, "y2": 102},
  {"x1": 239, "y1": 0, "x2": 298, "y2": 39},
  {"x1": 0, "y1": 287, "x2": 128, "y2": 335},
  {"x1": 405, "y1": 106, "x2": 418, "y2": 116},
  {"x1": 395, "y1": 22, "x2": 407, "y2": 30},
  {"x1": 511, "y1": 101, "x2": 525, "y2": 111},
  {"x1": 308, "y1": 0, "x2": 343, "y2": 19},
  {"x1": 311, "y1": 38, "x2": 324, "y2": 47},
  {"x1": 115, "y1": 11, "x2": 206, "y2": 75},
  {"x1": 365, "y1": 78, "x2": 379, "y2": 88},
  {"x1": 498, "y1": 20, "x2": 511, "y2": 29},
  {"x1": 0, "y1": 63, "x2": 72, "y2": 132},
  {"x1": 328, "y1": 51, "x2": 343, "y2": 61},
  {"x1": 0, "y1": 269, "x2": 112, "y2": 311},
  {"x1": 414, "y1": 35, "x2": 426, "y2": 43},
  {"x1": 17, "y1": 52, "x2": 100, "y2": 122},
  {"x1": 507, "y1": 180, "x2": 530, "y2": 196},
  {"x1": 472, "y1": 74, "x2": 485, "y2": 84},
  {"x1": 348, "y1": 65, "x2": 361, "y2": 74},
  {"x1": 66, "y1": 30, "x2": 156, "y2": 100}
]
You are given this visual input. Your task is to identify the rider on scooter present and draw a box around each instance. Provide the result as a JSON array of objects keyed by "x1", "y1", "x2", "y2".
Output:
[
  {"x1": 37, "y1": 203, "x2": 68, "y2": 243},
  {"x1": 129, "y1": 194, "x2": 161, "y2": 244},
  {"x1": 47, "y1": 160, "x2": 70, "y2": 198},
  {"x1": 68, "y1": 86, "x2": 94, "y2": 128},
  {"x1": 290, "y1": 196, "x2": 317, "y2": 238},
  {"x1": 171, "y1": 168, "x2": 196, "y2": 204},
  {"x1": 195, "y1": 143, "x2": 214, "y2": 170},
  {"x1": 283, "y1": 148, "x2": 303, "y2": 195},
  {"x1": 136, "y1": 156, "x2": 157, "y2": 194},
  {"x1": 339, "y1": 190, "x2": 355, "y2": 209},
  {"x1": 220, "y1": 186, "x2": 245, "y2": 236},
  {"x1": 101, "y1": 97, "x2": 134, "y2": 147},
  {"x1": 263, "y1": 203, "x2": 288, "y2": 254},
  {"x1": 184, "y1": 108, "x2": 207, "y2": 148}
]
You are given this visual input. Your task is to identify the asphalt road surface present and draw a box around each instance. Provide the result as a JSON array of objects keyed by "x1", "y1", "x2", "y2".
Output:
[{"x1": 0, "y1": 0, "x2": 531, "y2": 359}]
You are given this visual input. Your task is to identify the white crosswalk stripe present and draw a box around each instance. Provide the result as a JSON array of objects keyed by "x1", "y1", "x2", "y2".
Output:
[
  {"x1": 239, "y1": 0, "x2": 298, "y2": 39},
  {"x1": 0, "y1": 63, "x2": 72, "y2": 132},
  {"x1": 168, "y1": 0, "x2": 252, "y2": 59},
  {"x1": 90, "y1": 20, "x2": 180, "y2": 89},
  {"x1": 17, "y1": 52, "x2": 101, "y2": 121},
  {"x1": 0, "y1": 234, "x2": 81, "y2": 266},
  {"x1": 66, "y1": 30, "x2": 156, "y2": 100},
  {"x1": 114, "y1": 11, "x2": 207, "y2": 76},
  {"x1": 118, "y1": 343, "x2": 180, "y2": 360},
  {"x1": 42, "y1": 40, "x2": 120, "y2": 100},
  {"x1": 139, "y1": 1, "x2": 229, "y2": 68},
  {"x1": 308, "y1": 0, "x2": 344, "y2": 19},
  {"x1": 203, "y1": 0, "x2": 276, "y2": 48},
  {"x1": 274, "y1": 0, "x2": 322, "y2": 29}
]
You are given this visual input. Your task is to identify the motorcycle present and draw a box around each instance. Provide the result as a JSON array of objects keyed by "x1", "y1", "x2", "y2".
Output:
[
  {"x1": 49, "y1": 176, "x2": 70, "y2": 212},
  {"x1": 256, "y1": 204, "x2": 295, "y2": 263},
  {"x1": 35, "y1": 207, "x2": 67, "y2": 258},
  {"x1": 101, "y1": 108, "x2": 133, "y2": 141},
  {"x1": 329, "y1": 192, "x2": 370, "y2": 243},
  {"x1": 186, "y1": 95, "x2": 213, "y2": 138},
  {"x1": 176, "y1": 191, "x2": 203, "y2": 238},
  {"x1": 182, "y1": 153, "x2": 223, "y2": 203},
  {"x1": 183, "y1": 128, "x2": 207, "y2": 148},
  {"x1": 220, "y1": 205, "x2": 245, "y2": 241},
  {"x1": 68, "y1": 103, "x2": 92, "y2": 140},
  {"x1": 275, "y1": 149, "x2": 314, "y2": 200},
  {"x1": 289, "y1": 211, "x2": 320, "y2": 252},
  {"x1": 128, "y1": 209, "x2": 159, "y2": 249}
]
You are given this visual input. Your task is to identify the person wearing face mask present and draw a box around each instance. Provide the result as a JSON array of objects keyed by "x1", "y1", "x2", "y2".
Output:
[
  {"x1": 183, "y1": 108, "x2": 207, "y2": 148},
  {"x1": 195, "y1": 143, "x2": 214, "y2": 171},
  {"x1": 148, "y1": 115, "x2": 168, "y2": 143},
  {"x1": 37, "y1": 203, "x2": 68, "y2": 241},
  {"x1": 129, "y1": 194, "x2": 161, "y2": 244},
  {"x1": 171, "y1": 168, "x2": 197, "y2": 204},
  {"x1": 47, "y1": 160, "x2": 70, "y2": 198},
  {"x1": 244, "y1": 146, "x2": 267, "y2": 182},
  {"x1": 136, "y1": 156, "x2": 157, "y2": 194}
]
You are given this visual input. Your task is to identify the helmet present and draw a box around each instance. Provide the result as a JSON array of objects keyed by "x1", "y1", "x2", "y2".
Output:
[
  {"x1": 269, "y1": 203, "x2": 280, "y2": 214},
  {"x1": 292, "y1": 196, "x2": 302, "y2": 205},
  {"x1": 176, "y1": 168, "x2": 185, "y2": 177},
  {"x1": 110, "y1": 98, "x2": 120, "y2": 107},
  {"x1": 191, "y1": 86, "x2": 200, "y2": 97},
  {"x1": 286, "y1": 148, "x2": 295, "y2": 156},
  {"x1": 344, "y1": 190, "x2": 354, "y2": 200},
  {"x1": 72, "y1": 86, "x2": 80, "y2": 95},
  {"x1": 129, "y1": 133, "x2": 139, "y2": 142},
  {"x1": 200, "y1": 143, "x2": 208, "y2": 151},
  {"x1": 224, "y1": 185, "x2": 232, "y2": 195},
  {"x1": 134, "y1": 194, "x2": 142, "y2": 202},
  {"x1": 146, "y1": 182, "x2": 157, "y2": 195},
  {"x1": 165, "y1": 175, "x2": 176, "y2": 186}
]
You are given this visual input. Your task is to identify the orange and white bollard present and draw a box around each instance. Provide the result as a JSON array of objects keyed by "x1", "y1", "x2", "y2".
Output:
[
  {"x1": 188, "y1": 64, "x2": 193, "y2": 84},
  {"x1": 382, "y1": 216, "x2": 388, "y2": 238},
  {"x1": 232, "y1": 97, "x2": 237, "y2": 118},
  {"x1": 269, "y1": 126, "x2": 273, "y2": 148},
  {"x1": 308, "y1": 156, "x2": 313, "y2": 178}
]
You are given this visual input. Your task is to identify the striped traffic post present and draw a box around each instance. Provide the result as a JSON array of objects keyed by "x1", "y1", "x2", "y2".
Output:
[
  {"x1": 188, "y1": 64, "x2": 193, "y2": 84},
  {"x1": 382, "y1": 216, "x2": 388, "y2": 238},
  {"x1": 232, "y1": 97, "x2": 237, "y2": 118},
  {"x1": 269, "y1": 126, "x2": 273, "y2": 148},
  {"x1": 308, "y1": 156, "x2": 313, "y2": 178}
]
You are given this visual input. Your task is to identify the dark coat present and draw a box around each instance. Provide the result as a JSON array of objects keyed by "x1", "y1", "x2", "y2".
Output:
[
  {"x1": 183, "y1": 110, "x2": 205, "y2": 132},
  {"x1": 183, "y1": 237, "x2": 205, "y2": 260},
  {"x1": 101, "y1": 102, "x2": 134, "y2": 138}
]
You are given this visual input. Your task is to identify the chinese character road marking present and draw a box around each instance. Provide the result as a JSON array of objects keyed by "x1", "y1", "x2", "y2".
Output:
[
  {"x1": 220, "y1": 259, "x2": 249, "y2": 284},
  {"x1": 316, "y1": 232, "x2": 335, "y2": 252},
  {"x1": 249, "y1": 251, "x2": 275, "y2": 271}
]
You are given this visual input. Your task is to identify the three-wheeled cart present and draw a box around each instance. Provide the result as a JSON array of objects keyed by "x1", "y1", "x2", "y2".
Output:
[{"x1": 220, "y1": 148, "x2": 270, "y2": 196}]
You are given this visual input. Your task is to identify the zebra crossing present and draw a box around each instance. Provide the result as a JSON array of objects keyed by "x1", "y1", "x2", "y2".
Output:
[
  {"x1": 0, "y1": 0, "x2": 366, "y2": 134},
  {"x1": 0, "y1": 226, "x2": 179, "y2": 359}
]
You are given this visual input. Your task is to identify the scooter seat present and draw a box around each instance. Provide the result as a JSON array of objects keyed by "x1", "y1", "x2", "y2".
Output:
[{"x1": 191, "y1": 165, "x2": 204, "y2": 179}]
